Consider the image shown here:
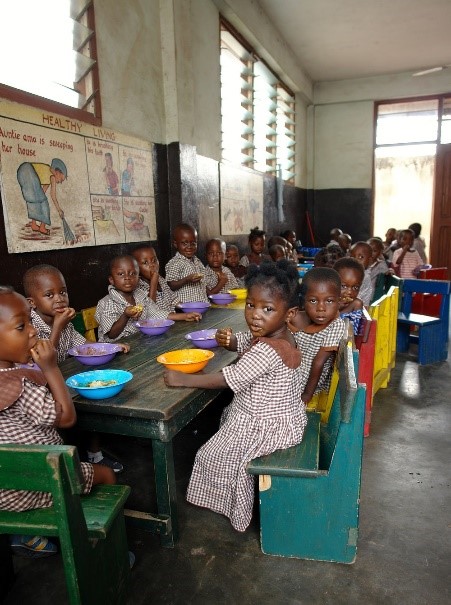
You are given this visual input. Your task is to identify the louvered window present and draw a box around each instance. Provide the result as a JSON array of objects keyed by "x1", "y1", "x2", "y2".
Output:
[
  {"x1": 0, "y1": 0, "x2": 100, "y2": 124},
  {"x1": 220, "y1": 20, "x2": 296, "y2": 184}
]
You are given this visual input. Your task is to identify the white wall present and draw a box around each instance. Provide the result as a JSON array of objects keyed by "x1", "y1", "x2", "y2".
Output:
[{"x1": 312, "y1": 70, "x2": 451, "y2": 190}]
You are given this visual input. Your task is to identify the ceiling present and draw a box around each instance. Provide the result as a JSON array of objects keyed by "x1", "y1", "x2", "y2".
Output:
[{"x1": 258, "y1": 0, "x2": 451, "y2": 82}]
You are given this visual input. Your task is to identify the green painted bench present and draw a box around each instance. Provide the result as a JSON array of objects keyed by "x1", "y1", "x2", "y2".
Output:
[
  {"x1": 0, "y1": 445, "x2": 131, "y2": 605},
  {"x1": 247, "y1": 341, "x2": 366, "y2": 563}
]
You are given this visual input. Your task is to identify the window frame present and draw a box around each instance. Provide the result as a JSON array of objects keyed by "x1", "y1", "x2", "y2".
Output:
[{"x1": 0, "y1": 1, "x2": 101, "y2": 126}]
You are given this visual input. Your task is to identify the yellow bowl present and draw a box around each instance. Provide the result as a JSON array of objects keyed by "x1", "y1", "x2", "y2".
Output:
[
  {"x1": 157, "y1": 348, "x2": 214, "y2": 373},
  {"x1": 229, "y1": 288, "x2": 247, "y2": 300}
]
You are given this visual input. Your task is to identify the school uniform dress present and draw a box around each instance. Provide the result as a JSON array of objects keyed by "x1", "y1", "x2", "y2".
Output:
[
  {"x1": 164, "y1": 252, "x2": 208, "y2": 303},
  {"x1": 357, "y1": 271, "x2": 374, "y2": 306},
  {"x1": 137, "y1": 276, "x2": 179, "y2": 313},
  {"x1": 340, "y1": 309, "x2": 363, "y2": 336},
  {"x1": 293, "y1": 316, "x2": 346, "y2": 393},
  {"x1": 239, "y1": 254, "x2": 270, "y2": 268},
  {"x1": 30, "y1": 308, "x2": 85, "y2": 363},
  {"x1": 95, "y1": 285, "x2": 167, "y2": 342},
  {"x1": 392, "y1": 248, "x2": 423, "y2": 278},
  {"x1": 186, "y1": 338, "x2": 307, "y2": 532},
  {"x1": 0, "y1": 367, "x2": 94, "y2": 512},
  {"x1": 204, "y1": 265, "x2": 239, "y2": 293}
]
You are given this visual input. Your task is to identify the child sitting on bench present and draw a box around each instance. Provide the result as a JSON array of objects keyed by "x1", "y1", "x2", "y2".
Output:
[
  {"x1": 164, "y1": 260, "x2": 307, "y2": 532},
  {"x1": 334, "y1": 257, "x2": 365, "y2": 335},
  {"x1": 0, "y1": 286, "x2": 115, "y2": 558}
]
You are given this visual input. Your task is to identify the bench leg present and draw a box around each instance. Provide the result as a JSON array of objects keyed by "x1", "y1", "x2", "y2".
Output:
[
  {"x1": 418, "y1": 324, "x2": 448, "y2": 365},
  {"x1": 152, "y1": 439, "x2": 178, "y2": 547},
  {"x1": 397, "y1": 323, "x2": 410, "y2": 352}
]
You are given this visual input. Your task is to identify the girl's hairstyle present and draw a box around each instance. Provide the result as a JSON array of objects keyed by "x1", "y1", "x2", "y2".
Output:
[
  {"x1": 245, "y1": 259, "x2": 300, "y2": 307},
  {"x1": 22, "y1": 264, "x2": 63, "y2": 297},
  {"x1": 249, "y1": 227, "x2": 265, "y2": 242},
  {"x1": 333, "y1": 257, "x2": 365, "y2": 281},
  {"x1": 313, "y1": 245, "x2": 345, "y2": 268},
  {"x1": 299, "y1": 268, "x2": 341, "y2": 308}
]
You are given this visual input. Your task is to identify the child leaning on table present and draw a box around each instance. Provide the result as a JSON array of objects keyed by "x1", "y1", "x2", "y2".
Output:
[
  {"x1": 204, "y1": 238, "x2": 239, "y2": 295},
  {"x1": 22, "y1": 264, "x2": 127, "y2": 473},
  {"x1": 96, "y1": 254, "x2": 174, "y2": 342},
  {"x1": 165, "y1": 223, "x2": 209, "y2": 303},
  {"x1": 164, "y1": 259, "x2": 307, "y2": 532},
  {"x1": 132, "y1": 245, "x2": 201, "y2": 322},
  {"x1": 0, "y1": 286, "x2": 115, "y2": 558},
  {"x1": 226, "y1": 268, "x2": 345, "y2": 406}
]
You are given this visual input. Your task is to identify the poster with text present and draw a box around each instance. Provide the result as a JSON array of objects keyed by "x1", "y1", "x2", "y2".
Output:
[
  {"x1": 220, "y1": 163, "x2": 264, "y2": 235},
  {"x1": 0, "y1": 99, "x2": 155, "y2": 253}
]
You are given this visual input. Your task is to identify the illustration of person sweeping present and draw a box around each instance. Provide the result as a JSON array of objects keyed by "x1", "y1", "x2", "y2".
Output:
[{"x1": 17, "y1": 158, "x2": 75, "y2": 244}]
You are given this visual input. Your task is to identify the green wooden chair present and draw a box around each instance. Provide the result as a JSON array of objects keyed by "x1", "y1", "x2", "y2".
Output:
[{"x1": 0, "y1": 444, "x2": 131, "y2": 605}]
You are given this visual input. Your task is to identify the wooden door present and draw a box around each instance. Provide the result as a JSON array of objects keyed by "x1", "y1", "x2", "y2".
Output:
[{"x1": 431, "y1": 143, "x2": 451, "y2": 268}]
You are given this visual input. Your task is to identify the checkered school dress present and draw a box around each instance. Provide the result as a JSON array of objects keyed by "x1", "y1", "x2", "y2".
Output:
[
  {"x1": 238, "y1": 316, "x2": 345, "y2": 397},
  {"x1": 31, "y1": 308, "x2": 85, "y2": 363},
  {"x1": 186, "y1": 338, "x2": 307, "y2": 532},
  {"x1": 95, "y1": 285, "x2": 167, "y2": 342},
  {"x1": 204, "y1": 265, "x2": 239, "y2": 293},
  {"x1": 164, "y1": 252, "x2": 209, "y2": 302},
  {"x1": 0, "y1": 367, "x2": 93, "y2": 512},
  {"x1": 137, "y1": 276, "x2": 179, "y2": 313}
]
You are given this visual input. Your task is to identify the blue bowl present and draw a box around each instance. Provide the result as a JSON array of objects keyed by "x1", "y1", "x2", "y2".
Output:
[
  {"x1": 177, "y1": 301, "x2": 211, "y2": 314},
  {"x1": 185, "y1": 329, "x2": 218, "y2": 349},
  {"x1": 135, "y1": 319, "x2": 175, "y2": 336},
  {"x1": 65, "y1": 369, "x2": 133, "y2": 400}
]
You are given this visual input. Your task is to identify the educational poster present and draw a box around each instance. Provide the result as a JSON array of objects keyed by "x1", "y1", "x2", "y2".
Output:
[
  {"x1": 0, "y1": 99, "x2": 155, "y2": 253},
  {"x1": 220, "y1": 163, "x2": 264, "y2": 235}
]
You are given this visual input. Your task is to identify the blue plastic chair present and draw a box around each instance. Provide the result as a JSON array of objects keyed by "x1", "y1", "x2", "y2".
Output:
[{"x1": 397, "y1": 279, "x2": 450, "y2": 364}]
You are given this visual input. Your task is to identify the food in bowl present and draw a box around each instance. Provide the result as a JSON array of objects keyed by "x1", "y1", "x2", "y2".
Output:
[
  {"x1": 65, "y1": 369, "x2": 133, "y2": 400},
  {"x1": 208, "y1": 293, "x2": 237, "y2": 305},
  {"x1": 228, "y1": 288, "x2": 247, "y2": 300},
  {"x1": 68, "y1": 343, "x2": 122, "y2": 366},
  {"x1": 157, "y1": 348, "x2": 214, "y2": 373},
  {"x1": 185, "y1": 329, "x2": 218, "y2": 349},
  {"x1": 135, "y1": 319, "x2": 175, "y2": 336},
  {"x1": 177, "y1": 301, "x2": 210, "y2": 314}
]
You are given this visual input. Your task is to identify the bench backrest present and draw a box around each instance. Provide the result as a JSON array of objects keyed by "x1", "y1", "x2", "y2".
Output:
[
  {"x1": 418, "y1": 267, "x2": 448, "y2": 280},
  {"x1": 0, "y1": 444, "x2": 89, "y2": 541},
  {"x1": 319, "y1": 341, "x2": 358, "y2": 470}
]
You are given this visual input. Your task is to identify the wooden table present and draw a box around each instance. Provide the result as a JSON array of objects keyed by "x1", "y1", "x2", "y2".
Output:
[{"x1": 61, "y1": 306, "x2": 247, "y2": 547}]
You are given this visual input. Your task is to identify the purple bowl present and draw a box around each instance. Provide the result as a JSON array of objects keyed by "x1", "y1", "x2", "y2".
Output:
[
  {"x1": 208, "y1": 293, "x2": 237, "y2": 305},
  {"x1": 68, "y1": 343, "x2": 122, "y2": 366},
  {"x1": 185, "y1": 329, "x2": 218, "y2": 349},
  {"x1": 177, "y1": 301, "x2": 211, "y2": 314},
  {"x1": 135, "y1": 319, "x2": 175, "y2": 336}
]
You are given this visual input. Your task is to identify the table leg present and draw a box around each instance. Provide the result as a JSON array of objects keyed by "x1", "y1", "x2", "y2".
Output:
[{"x1": 152, "y1": 439, "x2": 178, "y2": 547}]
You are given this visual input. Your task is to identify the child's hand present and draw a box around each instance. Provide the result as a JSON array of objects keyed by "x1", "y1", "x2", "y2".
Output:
[
  {"x1": 183, "y1": 312, "x2": 202, "y2": 322},
  {"x1": 118, "y1": 343, "x2": 130, "y2": 353},
  {"x1": 301, "y1": 390, "x2": 313, "y2": 405},
  {"x1": 216, "y1": 327, "x2": 232, "y2": 348},
  {"x1": 125, "y1": 304, "x2": 143, "y2": 319},
  {"x1": 30, "y1": 339, "x2": 57, "y2": 371},
  {"x1": 188, "y1": 273, "x2": 203, "y2": 283},
  {"x1": 215, "y1": 271, "x2": 229, "y2": 287},
  {"x1": 164, "y1": 369, "x2": 188, "y2": 387},
  {"x1": 53, "y1": 307, "x2": 76, "y2": 329}
]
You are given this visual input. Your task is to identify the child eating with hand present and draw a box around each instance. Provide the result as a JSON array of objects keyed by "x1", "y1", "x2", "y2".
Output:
[
  {"x1": 132, "y1": 245, "x2": 201, "y2": 322},
  {"x1": 0, "y1": 286, "x2": 115, "y2": 557},
  {"x1": 165, "y1": 223, "x2": 208, "y2": 303}
]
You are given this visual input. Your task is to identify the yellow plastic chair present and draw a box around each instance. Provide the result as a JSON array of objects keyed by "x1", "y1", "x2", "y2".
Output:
[{"x1": 81, "y1": 307, "x2": 98, "y2": 342}]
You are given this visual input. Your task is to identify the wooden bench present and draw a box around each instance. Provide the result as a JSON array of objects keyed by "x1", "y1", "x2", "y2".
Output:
[
  {"x1": 355, "y1": 308, "x2": 376, "y2": 437},
  {"x1": 397, "y1": 279, "x2": 450, "y2": 365},
  {"x1": 247, "y1": 341, "x2": 366, "y2": 563},
  {"x1": 0, "y1": 445, "x2": 131, "y2": 605},
  {"x1": 412, "y1": 267, "x2": 449, "y2": 316}
]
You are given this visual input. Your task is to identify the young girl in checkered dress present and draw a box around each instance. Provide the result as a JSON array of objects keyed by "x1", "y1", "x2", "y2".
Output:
[
  {"x1": 0, "y1": 287, "x2": 115, "y2": 557},
  {"x1": 164, "y1": 260, "x2": 307, "y2": 532}
]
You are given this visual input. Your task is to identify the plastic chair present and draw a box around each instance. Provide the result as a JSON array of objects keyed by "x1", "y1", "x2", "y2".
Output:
[
  {"x1": 81, "y1": 307, "x2": 98, "y2": 342},
  {"x1": 397, "y1": 279, "x2": 450, "y2": 364}
]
